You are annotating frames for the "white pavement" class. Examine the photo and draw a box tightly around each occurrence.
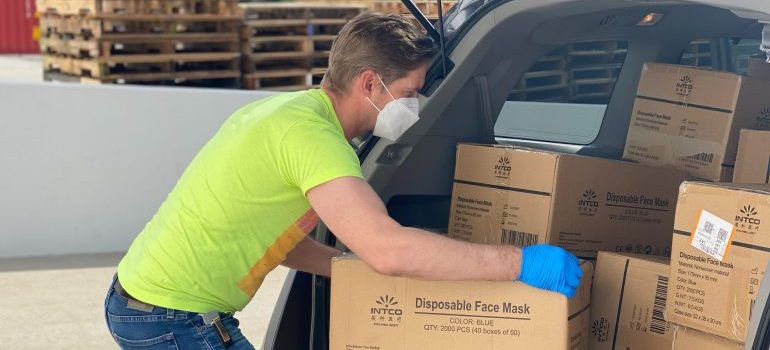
[0,54,43,82]
[0,254,290,349]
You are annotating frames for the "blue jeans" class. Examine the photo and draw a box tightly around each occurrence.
[104,276,255,349]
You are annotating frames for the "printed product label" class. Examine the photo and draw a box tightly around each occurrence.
[691,210,735,261]
[448,183,548,247]
[559,187,673,256]
[670,246,736,332]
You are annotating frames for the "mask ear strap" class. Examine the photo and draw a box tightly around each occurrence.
[366,97,382,112]
[376,74,397,101]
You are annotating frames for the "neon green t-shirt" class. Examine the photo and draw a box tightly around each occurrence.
[117,89,363,313]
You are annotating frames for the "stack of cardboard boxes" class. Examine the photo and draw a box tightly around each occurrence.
[732,57,770,185]
[618,60,770,350]
[665,182,770,349]
[328,59,770,350]
[329,145,686,350]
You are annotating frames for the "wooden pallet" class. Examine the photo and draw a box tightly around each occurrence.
[45,52,239,78]
[41,14,240,39]
[43,55,77,73]
[240,17,353,37]
[238,4,364,90]
[242,35,313,57]
[570,78,616,100]
[567,41,628,66]
[370,0,455,18]
[239,3,365,21]
[527,55,566,72]
[513,70,567,91]
[243,69,312,90]
[45,70,241,87]
[569,63,622,81]
[242,54,312,74]
[679,39,713,68]
[42,33,239,58]
[239,19,348,75]
[38,0,239,16]
[40,16,102,38]
[311,67,326,86]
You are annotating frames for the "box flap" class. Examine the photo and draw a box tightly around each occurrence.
[454,143,558,195]
[636,63,741,111]
[680,181,770,196]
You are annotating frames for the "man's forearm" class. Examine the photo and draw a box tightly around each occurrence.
[373,226,522,281]
[282,236,341,277]
[305,177,521,282]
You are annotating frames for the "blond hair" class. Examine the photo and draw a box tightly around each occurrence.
[323,12,436,93]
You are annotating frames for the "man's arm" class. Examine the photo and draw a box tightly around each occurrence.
[307,176,521,281]
[281,235,341,277]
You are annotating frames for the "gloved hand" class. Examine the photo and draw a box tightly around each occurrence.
[518,244,583,298]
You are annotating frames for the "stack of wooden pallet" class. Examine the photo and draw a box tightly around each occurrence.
[239,3,365,91]
[38,0,242,87]
[508,53,569,102]
[566,40,627,102]
[509,40,628,103]
[679,38,759,74]
[369,0,455,21]
[295,0,456,22]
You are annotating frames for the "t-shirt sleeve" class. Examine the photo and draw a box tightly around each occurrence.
[278,119,364,195]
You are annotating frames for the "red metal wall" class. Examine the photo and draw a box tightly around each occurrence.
[0,0,39,53]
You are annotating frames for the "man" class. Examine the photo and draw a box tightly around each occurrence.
[104,13,582,349]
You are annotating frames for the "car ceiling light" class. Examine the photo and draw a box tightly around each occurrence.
[637,12,664,26]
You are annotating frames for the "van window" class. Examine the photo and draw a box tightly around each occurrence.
[494,41,628,145]
[678,38,763,74]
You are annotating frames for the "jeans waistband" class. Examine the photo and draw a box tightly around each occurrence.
[112,275,233,318]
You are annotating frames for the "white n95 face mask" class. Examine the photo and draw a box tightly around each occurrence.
[366,74,420,141]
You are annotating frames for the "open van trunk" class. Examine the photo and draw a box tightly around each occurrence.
[263,1,769,349]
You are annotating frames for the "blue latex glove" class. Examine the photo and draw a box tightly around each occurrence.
[518,244,583,298]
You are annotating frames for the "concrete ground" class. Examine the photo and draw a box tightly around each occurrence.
[0,54,43,82]
[0,55,290,349]
[0,254,290,349]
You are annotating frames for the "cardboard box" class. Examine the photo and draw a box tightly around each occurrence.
[748,56,770,81]
[734,129,770,184]
[447,144,686,258]
[623,63,770,181]
[329,255,594,350]
[671,325,742,350]
[667,182,770,343]
[589,252,673,350]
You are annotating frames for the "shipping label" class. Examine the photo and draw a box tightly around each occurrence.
[691,210,734,261]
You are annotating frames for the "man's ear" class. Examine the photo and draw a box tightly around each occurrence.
[359,69,377,97]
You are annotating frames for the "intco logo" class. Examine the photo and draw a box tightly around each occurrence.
[578,189,599,216]
[370,295,403,325]
[757,108,770,128]
[675,75,693,97]
[735,205,761,233]
[494,155,512,178]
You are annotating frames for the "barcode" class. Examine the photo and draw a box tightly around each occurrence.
[717,228,728,242]
[651,275,669,335]
[704,221,714,234]
[688,152,715,163]
[500,229,539,247]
